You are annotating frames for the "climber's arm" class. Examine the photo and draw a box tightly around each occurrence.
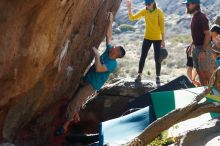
[92,47,108,72]
[106,12,113,45]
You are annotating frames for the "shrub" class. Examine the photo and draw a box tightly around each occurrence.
[148,130,175,146]
[169,35,192,44]
[119,24,136,32]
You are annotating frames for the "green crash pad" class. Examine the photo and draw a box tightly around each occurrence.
[151,87,211,119]
[206,87,220,118]
[206,87,220,102]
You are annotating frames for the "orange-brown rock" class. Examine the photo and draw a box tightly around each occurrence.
[0,0,121,145]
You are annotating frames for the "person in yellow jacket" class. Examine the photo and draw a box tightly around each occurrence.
[126,0,165,85]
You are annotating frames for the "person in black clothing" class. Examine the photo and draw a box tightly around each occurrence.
[126,0,166,85]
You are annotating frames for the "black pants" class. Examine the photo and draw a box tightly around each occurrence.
[138,39,161,76]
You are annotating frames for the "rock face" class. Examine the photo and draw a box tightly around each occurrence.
[178,118,220,146]
[0,0,121,145]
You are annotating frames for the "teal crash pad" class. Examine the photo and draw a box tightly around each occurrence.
[99,106,154,146]
[151,87,209,119]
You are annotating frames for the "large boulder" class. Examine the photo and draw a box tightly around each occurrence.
[178,118,220,146]
[78,79,155,133]
[0,0,121,145]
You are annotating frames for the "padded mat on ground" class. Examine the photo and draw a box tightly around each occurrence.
[206,87,220,118]
[127,75,195,110]
[99,106,154,146]
[206,87,220,102]
[151,87,211,119]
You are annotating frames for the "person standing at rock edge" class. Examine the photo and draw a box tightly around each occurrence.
[54,12,126,136]
[183,0,213,86]
[126,0,165,85]
[211,15,220,52]
[210,15,220,70]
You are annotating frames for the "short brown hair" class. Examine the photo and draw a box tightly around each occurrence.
[193,3,201,11]
[153,2,157,9]
[119,46,126,58]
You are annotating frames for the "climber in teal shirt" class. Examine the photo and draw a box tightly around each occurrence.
[54,12,126,136]
[84,44,117,90]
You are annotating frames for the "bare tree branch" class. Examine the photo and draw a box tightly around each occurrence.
[183,101,220,120]
[125,89,220,145]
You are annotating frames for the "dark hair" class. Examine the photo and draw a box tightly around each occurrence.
[153,2,157,9]
[193,3,200,11]
[119,46,126,58]
[146,2,157,10]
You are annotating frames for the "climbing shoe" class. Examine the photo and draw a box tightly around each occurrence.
[54,127,65,136]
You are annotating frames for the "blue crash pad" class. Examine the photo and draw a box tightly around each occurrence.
[99,106,154,146]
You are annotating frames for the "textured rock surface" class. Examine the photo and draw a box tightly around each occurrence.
[178,118,220,146]
[0,0,121,145]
